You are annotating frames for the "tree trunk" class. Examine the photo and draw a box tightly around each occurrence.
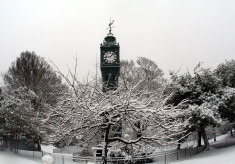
[36,139,41,151]
[137,131,142,138]
[197,131,202,147]
[135,121,142,138]
[9,134,15,151]
[102,125,110,164]
[3,136,8,150]
[201,125,210,150]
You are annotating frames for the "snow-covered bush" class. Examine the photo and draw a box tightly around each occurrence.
[42,155,54,164]
[79,148,94,157]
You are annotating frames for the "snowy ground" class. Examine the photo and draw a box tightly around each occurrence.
[170,133,235,164]
[0,134,235,164]
[0,145,235,164]
[0,151,41,164]
[171,145,235,164]
[211,133,231,141]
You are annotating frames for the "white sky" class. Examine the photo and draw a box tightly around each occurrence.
[0,0,235,83]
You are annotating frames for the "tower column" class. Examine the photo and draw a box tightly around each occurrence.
[100,21,120,92]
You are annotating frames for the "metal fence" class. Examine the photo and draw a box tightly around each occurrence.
[12,137,235,164]
[13,146,204,164]
[14,149,51,159]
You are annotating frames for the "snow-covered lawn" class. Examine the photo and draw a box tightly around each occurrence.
[171,145,235,164]
[1,145,235,164]
[212,133,231,141]
[1,133,235,164]
[0,151,41,164]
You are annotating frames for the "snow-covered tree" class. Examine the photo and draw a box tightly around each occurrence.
[218,87,235,123]
[47,59,188,164]
[187,93,222,148]
[0,87,42,150]
[168,64,222,149]
[120,57,166,91]
[215,60,235,124]
[215,59,235,88]
[120,60,136,90]
[0,87,4,142]
[3,51,67,106]
[136,57,165,90]
[1,51,68,150]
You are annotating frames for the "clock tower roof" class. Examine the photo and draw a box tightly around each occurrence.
[104,34,116,43]
[101,20,119,47]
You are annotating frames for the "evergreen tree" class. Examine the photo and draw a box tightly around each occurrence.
[0,87,42,150]
[169,64,222,149]
[2,51,68,150]
[215,60,235,123]
[215,59,235,87]
[3,51,67,106]
[217,87,235,123]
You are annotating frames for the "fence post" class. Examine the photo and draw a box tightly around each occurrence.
[185,147,186,157]
[62,156,64,164]
[177,150,178,160]
[165,154,167,164]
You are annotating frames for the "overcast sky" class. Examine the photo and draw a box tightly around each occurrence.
[0,0,235,84]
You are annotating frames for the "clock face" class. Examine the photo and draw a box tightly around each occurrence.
[103,51,117,64]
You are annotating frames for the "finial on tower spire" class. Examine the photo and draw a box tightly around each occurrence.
[107,19,115,34]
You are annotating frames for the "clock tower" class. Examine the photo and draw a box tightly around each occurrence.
[100,21,120,92]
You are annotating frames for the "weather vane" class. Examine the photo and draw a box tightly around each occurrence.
[107,19,115,34]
